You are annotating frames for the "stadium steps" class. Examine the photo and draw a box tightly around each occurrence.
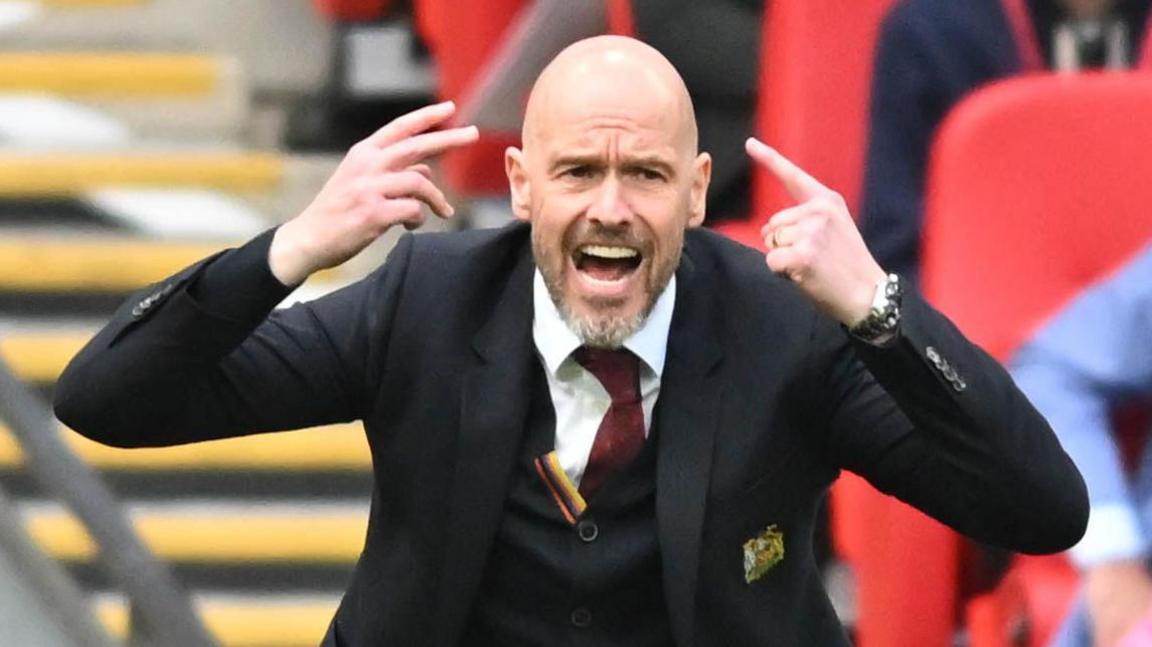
[0,3,387,644]
[93,591,342,647]
[0,52,248,142]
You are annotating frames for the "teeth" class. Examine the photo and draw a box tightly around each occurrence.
[581,245,638,259]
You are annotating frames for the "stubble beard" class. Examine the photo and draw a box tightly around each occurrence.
[535,238,678,350]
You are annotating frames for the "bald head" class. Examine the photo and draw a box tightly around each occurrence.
[522,36,698,155]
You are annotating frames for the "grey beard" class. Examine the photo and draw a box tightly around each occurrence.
[558,303,646,349]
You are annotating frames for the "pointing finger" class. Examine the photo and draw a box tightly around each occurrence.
[745,137,830,203]
[366,101,459,148]
[381,126,480,170]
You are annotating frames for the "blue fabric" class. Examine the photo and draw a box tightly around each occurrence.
[1012,244,1152,646]
[859,0,1021,285]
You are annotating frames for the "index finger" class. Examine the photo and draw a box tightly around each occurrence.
[366,101,459,148]
[380,125,480,169]
[745,137,830,203]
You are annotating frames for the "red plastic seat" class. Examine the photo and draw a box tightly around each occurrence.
[713,0,896,251]
[313,0,393,22]
[606,0,634,36]
[413,0,529,197]
[707,2,904,644]
[922,72,1152,647]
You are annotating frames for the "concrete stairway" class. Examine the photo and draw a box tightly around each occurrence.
[0,1,410,644]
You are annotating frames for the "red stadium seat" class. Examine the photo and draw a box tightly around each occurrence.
[707,2,904,645]
[313,0,393,22]
[606,0,635,37]
[414,0,528,196]
[923,73,1152,647]
[713,0,896,251]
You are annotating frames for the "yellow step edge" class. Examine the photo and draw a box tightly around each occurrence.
[95,597,335,647]
[25,508,367,562]
[0,331,88,382]
[0,53,218,96]
[0,153,283,196]
[0,239,342,292]
[0,422,369,471]
[0,239,230,291]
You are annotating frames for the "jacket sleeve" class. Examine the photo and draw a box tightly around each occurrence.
[813,289,1089,554]
[53,229,414,448]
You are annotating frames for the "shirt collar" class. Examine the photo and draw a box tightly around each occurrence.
[532,269,675,378]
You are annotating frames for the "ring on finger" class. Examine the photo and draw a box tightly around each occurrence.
[771,228,783,248]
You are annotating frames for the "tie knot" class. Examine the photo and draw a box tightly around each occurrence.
[574,347,641,405]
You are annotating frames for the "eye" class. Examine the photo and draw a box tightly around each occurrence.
[562,165,597,179]
[629,167,666,182]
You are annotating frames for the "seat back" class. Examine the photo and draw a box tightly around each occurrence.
[313,0,393,22]
[924,72,1152,360]
[922,72,1152,646]
[752,0,897,218]
[414,0,528,196]
[714,0,894,245]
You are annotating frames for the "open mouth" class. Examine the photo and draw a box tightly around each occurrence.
[573,244,643,282]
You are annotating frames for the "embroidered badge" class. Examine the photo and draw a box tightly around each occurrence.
[743,525,785,583]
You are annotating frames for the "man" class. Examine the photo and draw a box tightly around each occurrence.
[1012,244,1152,647]
[860,0,1151,284]
[55,36,1086,646]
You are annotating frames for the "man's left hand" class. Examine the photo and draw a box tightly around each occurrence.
[745,137,886,328]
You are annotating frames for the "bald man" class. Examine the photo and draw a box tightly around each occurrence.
[56,36,1086,646]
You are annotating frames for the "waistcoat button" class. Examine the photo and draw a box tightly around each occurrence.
[570,607,592,628]
[577,519,599,543]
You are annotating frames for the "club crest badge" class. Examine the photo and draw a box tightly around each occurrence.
[743,524,785,583]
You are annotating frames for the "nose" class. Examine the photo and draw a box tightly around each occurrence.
[586,173,634,227]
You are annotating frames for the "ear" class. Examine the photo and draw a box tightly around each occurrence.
[505,146,532,222]
[687,152,712,227]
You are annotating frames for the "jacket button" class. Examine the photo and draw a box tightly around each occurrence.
[570,607,592,628]
[577,519,599,543]
[926,346,942,366]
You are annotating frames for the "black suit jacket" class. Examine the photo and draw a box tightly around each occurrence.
[55,223,1087,646]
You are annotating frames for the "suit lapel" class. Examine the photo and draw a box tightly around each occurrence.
[656,245,724,647]
[434,246,536,647]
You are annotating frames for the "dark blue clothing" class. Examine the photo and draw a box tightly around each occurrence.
[859,0,1150,283]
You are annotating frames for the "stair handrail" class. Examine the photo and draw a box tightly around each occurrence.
[0,351,217,646]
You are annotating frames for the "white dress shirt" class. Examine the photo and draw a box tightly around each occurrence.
[532,270,676,487]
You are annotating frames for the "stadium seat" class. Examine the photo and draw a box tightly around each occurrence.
[712,0,896,251]
[413,0,528,197]
[922,73,1152,647]
[705,2,905,644]
[606,0,634,36]
[312,0,394,22]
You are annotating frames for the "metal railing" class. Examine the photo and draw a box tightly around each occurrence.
[0,352,216,647]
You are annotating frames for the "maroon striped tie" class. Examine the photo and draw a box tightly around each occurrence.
[574,347,645,498]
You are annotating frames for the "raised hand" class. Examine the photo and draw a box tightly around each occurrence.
[269,101,480,285]
[745,137,887,327]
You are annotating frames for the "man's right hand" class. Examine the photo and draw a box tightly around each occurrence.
[269,101,479,285]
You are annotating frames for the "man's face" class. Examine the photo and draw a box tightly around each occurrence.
[507,48,711,348]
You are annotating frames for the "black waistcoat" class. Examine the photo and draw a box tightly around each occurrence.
[463,362,673,646]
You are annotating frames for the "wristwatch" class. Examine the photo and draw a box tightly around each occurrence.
[848,273,902,343]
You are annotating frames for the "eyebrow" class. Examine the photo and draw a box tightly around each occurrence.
[549,154,678,176]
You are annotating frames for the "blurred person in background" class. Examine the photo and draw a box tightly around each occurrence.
[631,0,763,224]
[1012,243,1152,647]
[859,0,1151,285]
